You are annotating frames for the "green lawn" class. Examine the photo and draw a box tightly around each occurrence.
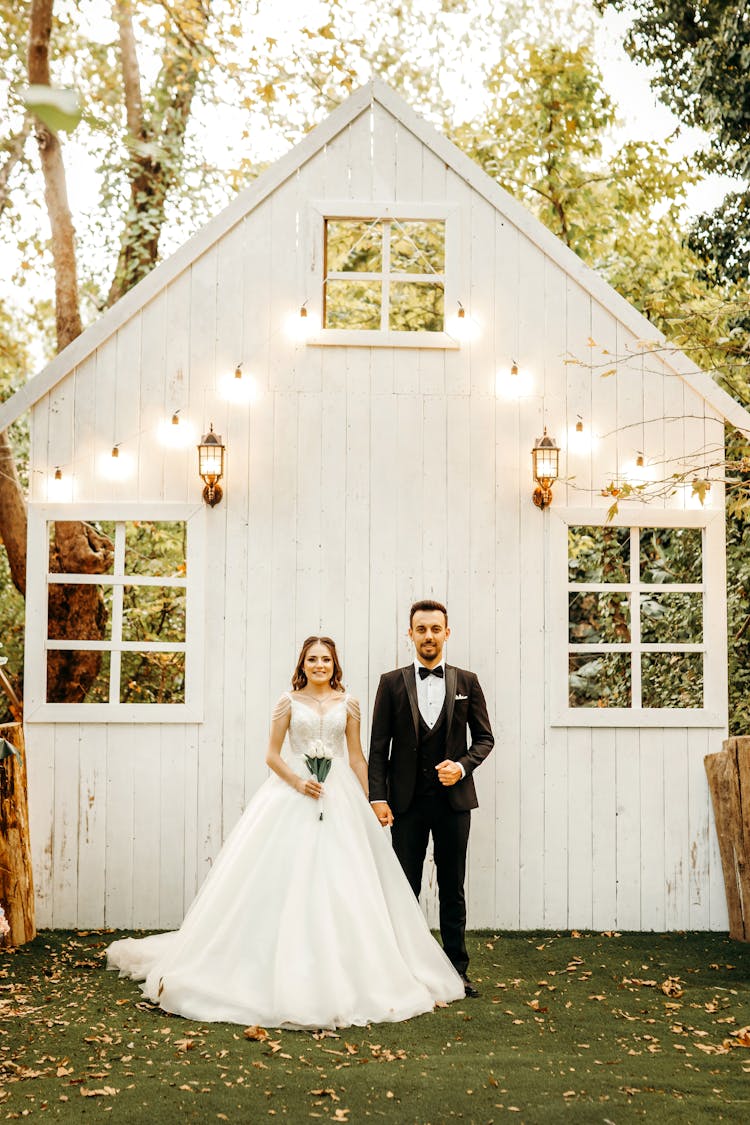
[2,929,749,1123]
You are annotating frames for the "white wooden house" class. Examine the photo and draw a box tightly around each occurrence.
[2,80,749,933]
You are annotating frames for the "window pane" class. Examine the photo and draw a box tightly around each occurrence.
[390,220,445,274]
[125,521,187,578]
[639,527,702,584]
[120,651,185,704]
[389,282,444,331]
[122,586,186,643]
[641,653,703,708]
[48,584,112,641]
[325,219,382,272]
[324,280,381,329]
[48,521,115,574]
[46,650,110,703]
[568,591,630,644]
[569,653,631,707]
[640,592,703,644]
[568,526,630,584]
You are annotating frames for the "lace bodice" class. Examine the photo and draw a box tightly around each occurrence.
[275,692,357,759]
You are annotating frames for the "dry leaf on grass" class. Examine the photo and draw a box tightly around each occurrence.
[661,977,684,998]
[243,1025,270,1041]
[80,1086,118,1097]
[309,1088,340,1101]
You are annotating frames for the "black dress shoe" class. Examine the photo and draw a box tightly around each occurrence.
[461,975,479,998]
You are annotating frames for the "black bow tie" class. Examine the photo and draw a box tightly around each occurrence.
[418,665,444,680]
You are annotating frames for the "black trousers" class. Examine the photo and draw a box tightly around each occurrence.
[391,791,471,975]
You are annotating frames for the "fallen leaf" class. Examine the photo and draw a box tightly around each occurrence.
[244,1025,270,1041]
[80,1086,118,1097]
[309,1089,340,1101]
[661,977,684,998]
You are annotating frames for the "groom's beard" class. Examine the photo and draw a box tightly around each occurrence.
[415,641,441,664]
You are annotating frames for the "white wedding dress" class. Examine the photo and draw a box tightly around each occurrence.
[107,693,464,1029]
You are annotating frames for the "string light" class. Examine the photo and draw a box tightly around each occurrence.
[446,301,478,342]
[157,409,197,449]
[98,443,134,481]
[218,362,258,404]
[47,466,73,501]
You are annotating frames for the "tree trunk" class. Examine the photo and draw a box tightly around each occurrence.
[704,736,750,941]
[0,428,27,596]
[0,724,35,948]
[28,0,83,349]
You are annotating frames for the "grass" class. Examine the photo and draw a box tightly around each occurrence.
[2,929,750,1123]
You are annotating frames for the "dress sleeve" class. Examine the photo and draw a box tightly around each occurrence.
[270,693,291,723]
[345,696,361,722]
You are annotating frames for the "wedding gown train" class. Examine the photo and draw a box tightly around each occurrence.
[106,693,464,1029]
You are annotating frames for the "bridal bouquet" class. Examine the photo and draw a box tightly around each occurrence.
[304,739,333,820]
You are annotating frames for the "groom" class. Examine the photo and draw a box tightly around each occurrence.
[369,600,494,997]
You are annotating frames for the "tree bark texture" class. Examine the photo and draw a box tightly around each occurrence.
[0,428,27,596]
[0,724,35,948]
[28,0,82,350]
[704,736,750,941]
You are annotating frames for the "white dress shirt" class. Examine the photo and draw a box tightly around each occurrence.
[414,658,446,728]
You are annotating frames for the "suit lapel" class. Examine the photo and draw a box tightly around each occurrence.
[401,666,420,738]
[445,665,457,732]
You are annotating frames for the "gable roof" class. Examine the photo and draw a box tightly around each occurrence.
[2,77,749,435]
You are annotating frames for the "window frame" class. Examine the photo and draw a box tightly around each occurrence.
[304,201,461,349]
[549,507,727,728]
[25,503,205,724]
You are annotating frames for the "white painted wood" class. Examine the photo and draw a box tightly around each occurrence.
[76,722,107,926]
[17,80,737,934]
[615,727,641,929]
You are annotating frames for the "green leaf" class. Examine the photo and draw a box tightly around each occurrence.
[22,85,82,133]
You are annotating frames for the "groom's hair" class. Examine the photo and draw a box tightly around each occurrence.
[409,599,448,625]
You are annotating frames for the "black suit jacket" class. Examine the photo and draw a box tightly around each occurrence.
[368,664,494,814]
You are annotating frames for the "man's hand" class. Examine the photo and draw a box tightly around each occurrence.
[371,800,394,827]
[436,760,462,786]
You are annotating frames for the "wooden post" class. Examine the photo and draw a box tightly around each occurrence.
[704,736,750,941]
[0,723,36,947]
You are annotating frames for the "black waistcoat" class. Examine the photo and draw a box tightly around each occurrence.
[414,703,448,798]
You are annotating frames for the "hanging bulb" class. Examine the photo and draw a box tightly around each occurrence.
[47,466,73,501]
[159,410,197,448]
[98,443,134,480]
[636,451,644,468]
[457,301,466,320]
[575,418,583,433]
[510,360,519,377]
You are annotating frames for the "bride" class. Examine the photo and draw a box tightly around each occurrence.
[107,636,464,1029]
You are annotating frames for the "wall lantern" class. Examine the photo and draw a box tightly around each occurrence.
[198,424,225,507]
[531,427,560,509]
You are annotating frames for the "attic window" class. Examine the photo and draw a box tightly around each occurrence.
[324,218,445,332]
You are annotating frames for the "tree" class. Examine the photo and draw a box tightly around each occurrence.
[596,2,750,290]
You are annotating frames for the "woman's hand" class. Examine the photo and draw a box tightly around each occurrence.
[297,776,323,800]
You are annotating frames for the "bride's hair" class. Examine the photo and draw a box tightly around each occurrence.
[292,636,345,692]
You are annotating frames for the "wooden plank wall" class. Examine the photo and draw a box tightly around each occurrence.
[25,101,729,931]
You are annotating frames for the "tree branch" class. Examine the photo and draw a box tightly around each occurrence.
[113,0,143,141]
[0,121,32,219]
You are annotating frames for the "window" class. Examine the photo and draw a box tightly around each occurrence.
[306,202,459,348]
[26,504,204,722]
[324,218,445,331]
[551,511,725,727]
